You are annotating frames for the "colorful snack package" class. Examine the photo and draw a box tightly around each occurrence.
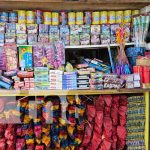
[27,24,38,34]
[6,23,16,33]
[80,33,90,45]
[70,25,82,35]
[70,34,80,46]
[124,23,131,43]
[91,25,100,35]
[17,34,27,45]
[16,23,26,34]
[91,34,100,45]
[110,24,120,44]
[81,25,90,34]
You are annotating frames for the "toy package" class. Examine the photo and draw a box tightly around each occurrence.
[101,24,111,44]
[84,12,92,25]
[60,25,70,46]
[18,45,33,69]
[81,25,90,33]
[70,25,82,35]
[124,23,131,43]
[17,34,27,45]
[91,34,100,45]
[16,24,26,34]
[49,26,59,43]
[91,25,100,35]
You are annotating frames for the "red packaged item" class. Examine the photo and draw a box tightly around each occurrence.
[98,140,112,150]
[81,123,94,147]
[16,138,25,150]
[0,138,6,150]
[35,145,44,150]
[103,95,112,107]
[86,104,96,122]
[17,71,34,78]
[103,117,112,139]
[117,126,126,149]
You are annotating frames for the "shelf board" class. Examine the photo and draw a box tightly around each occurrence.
[0,0,150,10]
[65,43,134,49]
[0,89,148,96]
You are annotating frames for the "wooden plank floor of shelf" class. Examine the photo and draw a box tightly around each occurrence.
[0,0,150,10]
[0,88,149,96]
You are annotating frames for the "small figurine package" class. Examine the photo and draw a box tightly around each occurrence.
[5,33,16,43]
[80,33,90,45]
[6,23,16,33]
[39,24,49,34]
[28,34,37,45]
[70,34,80,46]
[110,24,120,44]
[17,34,27,45]
[0,23,5,33]
[101,24,111,44]
[27,24,38,34]
[38,34,49,43]
[16,24,26,34]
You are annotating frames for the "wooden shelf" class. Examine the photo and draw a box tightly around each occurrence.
[0,0,150,10]
[0,89,149,96]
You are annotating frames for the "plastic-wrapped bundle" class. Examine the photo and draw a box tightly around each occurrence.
[0,46,6,70]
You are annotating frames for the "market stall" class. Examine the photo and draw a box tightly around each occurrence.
[0,0,149,150]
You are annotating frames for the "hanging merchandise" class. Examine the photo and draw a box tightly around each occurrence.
[18,10,26,24]
[92,11,100,25]
[43,12,51,25]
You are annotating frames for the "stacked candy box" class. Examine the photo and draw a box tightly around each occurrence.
[90,72,103,90]
[49,70,63,90]
[62,72,77,90]
[34,67,49,90]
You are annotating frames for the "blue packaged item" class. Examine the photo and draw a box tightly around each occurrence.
[60,25,70,46]
[0,12,8,23]
[0,34,4,44]
[0,80,11,89]
[6,23,16,33]
[126,47,145,57]
[9,12,18,23]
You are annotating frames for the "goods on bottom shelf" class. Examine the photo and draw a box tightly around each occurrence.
[0,94,146,149]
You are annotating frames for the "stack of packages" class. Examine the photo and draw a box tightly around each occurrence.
[120,73,141,89]
[91,25,101,45]
[127,96,145,149]
[49,70,63,90]
[90,72,103,90]
[77,64,90,90]
[34,67,49,90]
[103,74,124,89]
[0,46,6,70]
[62,72,77,90]
[14,71,34,90]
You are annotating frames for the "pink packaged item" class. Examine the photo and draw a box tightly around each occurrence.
[4,44,18,71]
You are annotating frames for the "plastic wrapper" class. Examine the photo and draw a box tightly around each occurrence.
[70,34,80,46]
[16,138,25,150]
[80,33,90,45]
[91,34,100,45]
[39,24,49,34]
[86,104,96,122]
